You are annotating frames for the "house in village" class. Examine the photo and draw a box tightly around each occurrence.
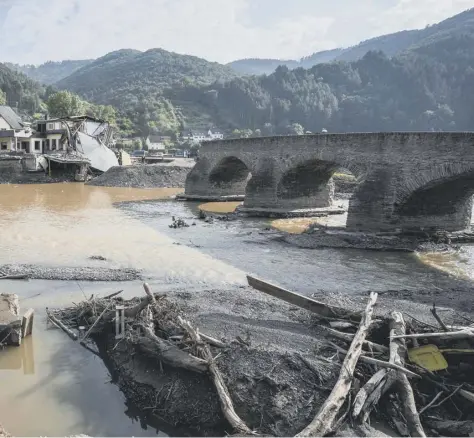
[145,135,167,153]
[0,106,35,153]
[181,129,224,144]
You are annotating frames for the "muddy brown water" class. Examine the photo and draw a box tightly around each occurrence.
[1,183,474,436]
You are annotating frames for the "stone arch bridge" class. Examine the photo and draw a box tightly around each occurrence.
[184,133,474,232]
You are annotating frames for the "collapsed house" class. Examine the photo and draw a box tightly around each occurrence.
[34,115,118,174]
[0,106,119,179]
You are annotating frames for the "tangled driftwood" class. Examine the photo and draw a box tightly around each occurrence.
[46,277,474,437]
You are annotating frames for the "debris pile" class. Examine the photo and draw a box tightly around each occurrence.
[169,216,190,229]
[47,279,474,437]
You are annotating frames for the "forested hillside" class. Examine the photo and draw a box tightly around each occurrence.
[55,48,240,135]
[0,63,45,113]
[167,7,474,135]
[2,8,473,137]
[6,60,93,85]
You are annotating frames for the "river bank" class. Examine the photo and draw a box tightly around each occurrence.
[88,163,192,189]
[0,157,194,187]
[2,183,474,436]
[48,279,474,437]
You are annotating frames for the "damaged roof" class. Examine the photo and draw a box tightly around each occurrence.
[0,106,24,129]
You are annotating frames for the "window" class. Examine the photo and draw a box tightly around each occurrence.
[52,139,57,150]
[34,141,41,151]
[1,142,7,151]
[47,123,55,130]
[21,142,28,150]
[46,139,50,149]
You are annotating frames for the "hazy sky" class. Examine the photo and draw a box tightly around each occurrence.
[0,0,472,64]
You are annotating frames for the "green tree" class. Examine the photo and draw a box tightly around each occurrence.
[230,129,241,139]
[47,91,86,117]
[241,129,253,138]
[89,105,117,124]
[132,139,143,151]
[287,123,305,135]
[0,89,6,105]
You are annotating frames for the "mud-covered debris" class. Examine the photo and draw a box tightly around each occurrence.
[169,216,190,228]
[89,255,107,261]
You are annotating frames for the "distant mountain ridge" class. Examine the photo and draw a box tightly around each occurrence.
[5,60,93,85]
[227,8,474,75]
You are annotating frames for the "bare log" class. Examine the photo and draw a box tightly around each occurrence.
[353,369,388,418]
[390,311,426,437]
[177,316,255,436]
[392,329,474,341]
[0,274,28,280]
[247,275,362,322]
[137,325,208,374]
[321,326,389,353]
[425,419,474,436]
[103,290,123,299]
[329,342,420,379]
[296,292,378,437]
[143,283,156,304]
[200,333,226,348]
[46,308,78,341]
[358,370,396,423]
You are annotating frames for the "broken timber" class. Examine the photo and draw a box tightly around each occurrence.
[247,275,362,322]
[296,292,378,437]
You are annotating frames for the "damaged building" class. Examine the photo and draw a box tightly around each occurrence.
[0,106,119,181]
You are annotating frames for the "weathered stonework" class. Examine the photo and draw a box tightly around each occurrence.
[185,133,474,232]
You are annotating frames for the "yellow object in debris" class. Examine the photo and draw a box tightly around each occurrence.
[408,344,448,371]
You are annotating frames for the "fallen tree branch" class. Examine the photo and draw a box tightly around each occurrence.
[424,419,474,436]
[392,329,474,341]
[329,343,420,379]
[430,304,448,332]
[103,290,124,299]
[177,316,255,435]
[0,274,28,280]
[80,301,113,345]
[137,325,208,374]
[296,292,378,437]
[353,369,389,418]
[418,391,444,415]
[321,326,389,353]
[389,311,426,437]
[46,308,78,341]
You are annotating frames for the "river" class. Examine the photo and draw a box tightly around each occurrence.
[0,183,473,436]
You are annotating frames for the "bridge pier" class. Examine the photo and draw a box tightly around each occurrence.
[242,157,336,214]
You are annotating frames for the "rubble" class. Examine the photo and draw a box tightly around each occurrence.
[47,278,474,437]
[169,216,190,228]
[87,164,190,188]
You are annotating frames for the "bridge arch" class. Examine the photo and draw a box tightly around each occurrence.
[276,159,338,208]
[394,165,474,231]
[208,156,251,190]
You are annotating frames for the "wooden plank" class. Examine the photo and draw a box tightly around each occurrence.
[247,275,361,321]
